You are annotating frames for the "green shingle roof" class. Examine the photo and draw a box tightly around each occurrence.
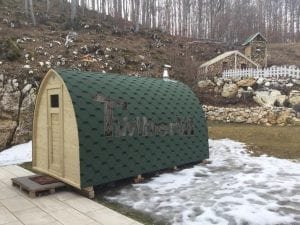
[242,32,267,46]
[57,69,209,188]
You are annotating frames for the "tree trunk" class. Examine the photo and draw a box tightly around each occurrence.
[24,0,29,17]
[28,0,36,26]
[71,0,77,23]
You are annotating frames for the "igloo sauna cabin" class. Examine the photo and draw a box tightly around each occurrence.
[33,69,209,190]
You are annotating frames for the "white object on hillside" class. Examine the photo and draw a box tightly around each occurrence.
[223,66,300,79]
[163,64,171,79]
[0,141,32,166]
[107,139,300,225]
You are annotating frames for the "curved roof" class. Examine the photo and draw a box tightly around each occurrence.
[56,69,208,187]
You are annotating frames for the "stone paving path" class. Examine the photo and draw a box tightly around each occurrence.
[0,165,143,225]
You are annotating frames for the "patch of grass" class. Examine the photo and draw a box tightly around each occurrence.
[208,121,300,159]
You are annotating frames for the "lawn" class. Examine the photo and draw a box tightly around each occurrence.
[208,121,300,159]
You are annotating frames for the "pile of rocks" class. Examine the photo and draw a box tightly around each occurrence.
[203,105,300,126]
[198,77,300,108]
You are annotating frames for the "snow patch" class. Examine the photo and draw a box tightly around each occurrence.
[0,141,32,166]
[106,139,300,225]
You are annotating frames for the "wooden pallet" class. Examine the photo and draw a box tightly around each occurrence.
[11,175,66,198]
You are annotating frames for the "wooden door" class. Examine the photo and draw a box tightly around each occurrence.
[47,88,63,176]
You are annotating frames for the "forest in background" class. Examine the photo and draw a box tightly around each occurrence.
[24,0,300,43]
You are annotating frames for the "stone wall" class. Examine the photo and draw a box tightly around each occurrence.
[200,53,258,78]
[197,76,300,107]
[203,105,300,126]
[0,75,37,151]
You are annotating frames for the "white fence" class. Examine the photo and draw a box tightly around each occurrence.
[222,66,300,79]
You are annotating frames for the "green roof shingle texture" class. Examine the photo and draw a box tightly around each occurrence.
[58,69,209,188]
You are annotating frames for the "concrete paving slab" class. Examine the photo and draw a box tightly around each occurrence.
[64,197,105,213]
[0,186,19,200]
[14,207,57,225]
[28,195,68,212]
[2,221,24,225]
[0,167,14,180]
[1,196,35,212]
[3,165,34,177]
[52,191,81,202]
[0,165,144,225]
[48,208,95,225]
[0,206,18,224]
[43,222,63,225]
[0,180,6,188]
[87,208,141,225]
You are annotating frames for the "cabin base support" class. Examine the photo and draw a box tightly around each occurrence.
[201,159,212,164]
[82,186,95,199]
[133,174,144,183]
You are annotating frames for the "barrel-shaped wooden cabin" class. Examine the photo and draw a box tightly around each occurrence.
[33,69,209,190]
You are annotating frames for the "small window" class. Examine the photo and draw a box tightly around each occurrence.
[222,61,228,70]
[51,95,59,108]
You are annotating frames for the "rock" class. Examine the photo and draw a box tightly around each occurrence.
[276,111,291,124]
[289,90,300,106]
[138,55,145,60]
[256,77,264,85]
[22,84,32,94]
[197,80,215,89]
[235,116,246,123]
[292,79,300,85]
[221,83,238,98]
[253,90,282,107]
[275,95,288,106]
[0,74,3,86]
[265,81,271,87]
[216,79,224,87]
[12,90,36,146]
[38,62,44,67]
[237,78,256,87]
[0,84,21,120]
[23,65,31,69]
[286,83,294,88]
[267,111,278,124]
[237,88,244,98]
[0,120,17,150]
[292,118,300,125]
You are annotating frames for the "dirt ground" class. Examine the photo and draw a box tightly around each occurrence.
[208,120,300,159]
[268,43,300,67]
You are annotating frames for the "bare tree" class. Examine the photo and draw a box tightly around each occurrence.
[28,0,36,26]
[71,0,77,24]
[24,0,29,17]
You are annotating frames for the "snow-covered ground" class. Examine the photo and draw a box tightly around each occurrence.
[0,141,32,166]
[107,139,300,225]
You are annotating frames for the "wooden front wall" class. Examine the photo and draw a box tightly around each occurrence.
[33,70,81,188]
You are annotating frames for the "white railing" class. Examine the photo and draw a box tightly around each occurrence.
[222,66,300,79]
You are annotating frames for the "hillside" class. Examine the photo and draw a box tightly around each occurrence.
[0,0,231,91]
[268,43,300,67]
